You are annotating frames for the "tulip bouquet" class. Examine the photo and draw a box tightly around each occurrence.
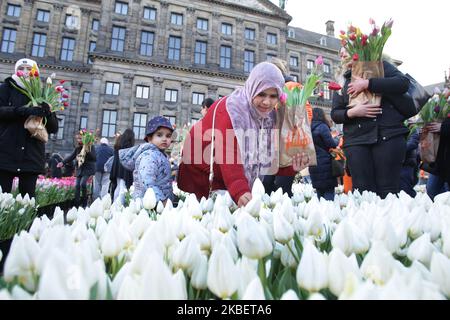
[279,56,323,165]
[339,18,393,62]
[339,19,394,107]
[410,88,450,163]
[12,65,70,112]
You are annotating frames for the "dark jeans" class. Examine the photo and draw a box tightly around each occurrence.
[262,175,295,197]
[345,135,406,199]
[0,170,38,198]
[75,175,90,208]
[316,188,335,201]
[400,166,417,198]
[426,173,449,200]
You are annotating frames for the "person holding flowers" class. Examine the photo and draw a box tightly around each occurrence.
[177,62,310,206]
[331,19,416,199]
[58,131,96,208]
[0,58,58,198]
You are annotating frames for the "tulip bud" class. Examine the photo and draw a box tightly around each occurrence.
[142,188,157,210]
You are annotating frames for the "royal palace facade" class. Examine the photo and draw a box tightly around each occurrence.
[0,0,340,154]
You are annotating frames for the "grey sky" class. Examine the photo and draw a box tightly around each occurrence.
[271,0,449,86]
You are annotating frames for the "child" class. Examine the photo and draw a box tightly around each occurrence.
[120,116,174,203]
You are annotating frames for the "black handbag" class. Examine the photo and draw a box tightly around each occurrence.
[330,148,345,178]
[405,73,431,112]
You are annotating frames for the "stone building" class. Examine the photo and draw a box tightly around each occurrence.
[0,0,340,155]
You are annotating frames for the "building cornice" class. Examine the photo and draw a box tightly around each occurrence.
[287,39,340,55]
[91,53,247,81]
[199,0,292,23]
[0,57,92,73]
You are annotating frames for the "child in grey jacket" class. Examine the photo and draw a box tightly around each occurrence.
[120,116,174,203]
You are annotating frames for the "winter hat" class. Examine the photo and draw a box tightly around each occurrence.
[145,116,174,136]
[14,58,38,73]
[100,137,109,145]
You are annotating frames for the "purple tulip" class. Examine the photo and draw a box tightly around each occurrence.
[434,105,441,113]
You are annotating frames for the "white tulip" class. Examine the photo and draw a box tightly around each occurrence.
[245,195,262,218]
[242,277,265,300]
[100,222,128,258]
[296,240,328,292]
[280,241,298,268]
[0,289,12,300]
[38,250,90,299]
[4,232,41,291]
[117,274,143,299]
[207,244,238,299]
[142,188,157,210]
[156,201,164,214]
[442,224,450,259]
[372,218,401,253]
[328,249,360,297]
[407,233,437,267]
[237,213,272,260]
[430,252,450,297]
[212,205,233,233]
[129,209,152,240]
[66,207,78,224]
[360,241,396,285]
[191,254,208,290]
[236,257,258,298]
[308,292,326,300]
[280,289,299,300]
[28,218,43,241]
[332,219,369,256]
[186,194,203,219]
[252,178,265,197]
[273,208,294,244]
[51,207,65,226]
[269,188,283,206]
[86,198,104,218]
[11,285,33,300]
[171,234,202,272]
[140,251,187,299]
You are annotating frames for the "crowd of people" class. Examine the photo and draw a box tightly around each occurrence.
[1,56,449,209]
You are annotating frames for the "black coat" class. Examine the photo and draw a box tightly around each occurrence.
[63,145,96,177]
[404,129,419,168]
[436,117,450,185]
[331,61,414,147]
[0,77,58,174]
[309,120,338,190]
[110,149,133,188]
[48,154,63,178]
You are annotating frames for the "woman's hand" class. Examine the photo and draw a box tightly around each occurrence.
[237,192,252,207]
[347,76,369,96]
[57,162,64,168]
[347,103,382,118]
[425,122,442,133]
[292,152,310,171]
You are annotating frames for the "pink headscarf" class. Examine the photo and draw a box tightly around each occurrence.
[226,62,284,187]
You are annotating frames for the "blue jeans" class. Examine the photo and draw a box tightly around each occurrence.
[316,188,335,201]
[426,174,449,200]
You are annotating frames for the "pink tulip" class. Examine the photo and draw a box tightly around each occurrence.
[369,18,376,25]
[279,93,287,104]
[16,70,25,77]
[315,56,324,66]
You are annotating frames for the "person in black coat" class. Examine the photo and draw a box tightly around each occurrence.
[309,108,338,200]
[331,49,416,199]
[93,138,114,200]
[110,128,135,201]
[426,116,450,188]
[0,58,58,198]
[400,128,420,197]
[59,134,96,208]
[48,153,63,178]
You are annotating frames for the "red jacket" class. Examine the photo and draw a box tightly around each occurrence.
[177,97,296,203]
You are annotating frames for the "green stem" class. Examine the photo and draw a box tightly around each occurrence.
[286,242,300,264]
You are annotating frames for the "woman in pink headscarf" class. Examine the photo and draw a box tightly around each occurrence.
[177,62,309,206]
